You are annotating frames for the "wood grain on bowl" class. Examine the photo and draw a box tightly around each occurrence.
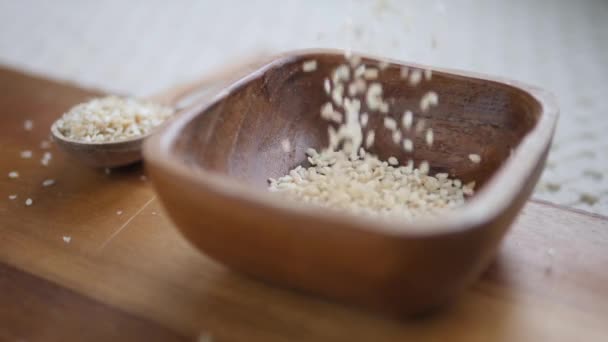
[143,50,558,314]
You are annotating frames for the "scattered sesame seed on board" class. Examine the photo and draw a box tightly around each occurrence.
[360,113,369,127]
[42,179,55,187]
[40,140,51,149]
[384,117,397,130]
[392,130,402,144]
[365,130,375,148]
[24,119,33,131]
[302,60,318,72]
[420,91,439,112]
[25,198,33,206]
[468,154,481,163]
[20,150,33,159]
[281,138,291,152]
[324,78,331,95]
[8,194,17,200]
[63,236,71,243]
[116,210,123,215]
[8,171,19,179]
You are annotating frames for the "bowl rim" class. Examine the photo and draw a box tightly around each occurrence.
[143,48,559,237]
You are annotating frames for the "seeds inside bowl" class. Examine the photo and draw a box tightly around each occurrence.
[268,54,478,221]
[55,96,173,143]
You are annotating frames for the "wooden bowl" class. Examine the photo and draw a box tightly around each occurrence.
[143,49,558,315]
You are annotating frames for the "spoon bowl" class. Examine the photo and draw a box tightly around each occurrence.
[51,54,272,168]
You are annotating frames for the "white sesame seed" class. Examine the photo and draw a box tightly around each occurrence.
[419,161,430,175]
[281,139,291,152]
[40,140,51,149]
[408,69,423,86]
[425,129,434,146]
[402,111,413,130]
[8,194,17,200]
[42,179,55,187]
[8,171,19,179]
[348,54,362,68]
[424,69,432,81]
[468,154,481,163]
[63,236,71,243]
[392,130,402,144]
[302,60,318,72]
[365,130,375,148]
[20,150,33,159]
[25,198,33,206]
[379,101,389,114]
[24,119,33,131]
[420,91,439,112]
[332,83,344,106]
[366,83,383,111]
[354,65,366,78]
[383,117,397,131]
[403,139,414,152]
[333,65,350,84]
[388,156,398,165]
[363,68,379,80]
[324,78,331,95]
[116,210,123,215]
[360,113,369,127]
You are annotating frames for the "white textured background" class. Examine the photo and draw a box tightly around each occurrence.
[1,0,607,214]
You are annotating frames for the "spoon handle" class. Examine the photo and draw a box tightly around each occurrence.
[146,52,272,107]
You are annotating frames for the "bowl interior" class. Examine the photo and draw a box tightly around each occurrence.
[170,53,540,194]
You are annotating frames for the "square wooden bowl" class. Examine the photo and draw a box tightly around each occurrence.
[143,50,558,315]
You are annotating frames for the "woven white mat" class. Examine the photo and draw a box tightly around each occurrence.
[1,0,607,214]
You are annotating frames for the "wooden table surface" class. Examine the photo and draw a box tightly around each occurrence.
[1,67,607,341]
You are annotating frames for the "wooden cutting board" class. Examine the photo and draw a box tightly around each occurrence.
[1,67,607,342]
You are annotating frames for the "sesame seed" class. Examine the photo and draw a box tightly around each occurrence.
[24,119,33,131]
[116,210,123,215]
[63,236,71,243]
[403,139,414,152]
[360,113,369,127]
[8,194,17,200]
[388,156,398,165]
[20,150,33,159]
[468,154,481,163]
[365,130,375,148]
[324,78,331,95]
[392,130,402,144]
[419,161,430,175]
[8,171,19,179]
[302,60,318,72]
[40,140,51,149]
[425,129,434,146]
[25,198,33,206]
[42,179,55,187]
[408,69,423,86]
[384,117,397,130]
[420,91,439,112]
[363,68,379,80]
[402,110,413,130]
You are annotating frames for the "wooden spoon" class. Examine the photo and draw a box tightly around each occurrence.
[51,53,271,168]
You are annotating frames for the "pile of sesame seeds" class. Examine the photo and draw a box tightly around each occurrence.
[55,96,173,143]
[268,54,480,221]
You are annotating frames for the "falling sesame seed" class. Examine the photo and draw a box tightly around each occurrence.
[63,236,71,243]
[424,69,432,81]
[324,78,331,95]
[384,117,397,130]
[408,69,423,86]
[365,130,375,148]
[360,113,369,127]
[302,60,318,72]
[363,68,379,80]
[281,139,291,152]
[388,156,398,165]
[24,119,33,131]
[403,139,414,152]
[8,171,19,179]
[402,111,413,130]
[20,150,33,159]
[392,130,402,144]
[425,129,434,146]
[8,194,17,200]
[468,154,481,163]
[25,198,33,206]
[420,91,439,112]
[42,179,55,187]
